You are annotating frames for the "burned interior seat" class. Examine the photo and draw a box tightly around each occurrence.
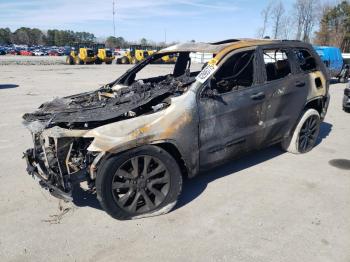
[276,60,291,78]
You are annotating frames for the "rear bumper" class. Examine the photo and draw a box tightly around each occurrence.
[321,94,330,120]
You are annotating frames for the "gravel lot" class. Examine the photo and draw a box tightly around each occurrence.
[0,60,349,262]
[0,55,66,65]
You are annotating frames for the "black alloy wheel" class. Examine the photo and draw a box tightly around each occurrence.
[96,145,182,220]
[298,115,320,153]
[111,155,170,214]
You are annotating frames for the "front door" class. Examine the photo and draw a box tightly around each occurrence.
[198,48,267,169]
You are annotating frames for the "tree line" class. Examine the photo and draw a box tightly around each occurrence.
[0,27,96,46]
[0,27,169,49]
[105,36,173,49]
[258,0,350,52]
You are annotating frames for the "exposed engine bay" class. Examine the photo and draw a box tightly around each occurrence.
[23,70,197,129]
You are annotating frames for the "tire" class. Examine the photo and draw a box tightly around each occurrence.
[96,145,183,220]
[95,58,102,64]
[106,61,112,64]
[75,57,84,65]
[281,109,321,154]
[66,56,74,65]
[340,77,348,83]
[121,57,129,64]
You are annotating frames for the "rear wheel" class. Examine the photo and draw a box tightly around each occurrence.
[95,58,102,64]
[96,145,182,220]
[121,56,129,64]
[281,109,321,154]
[340,77,348,83]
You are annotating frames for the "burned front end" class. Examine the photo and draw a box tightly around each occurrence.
[22,52,199,201]
[24,132,96,201]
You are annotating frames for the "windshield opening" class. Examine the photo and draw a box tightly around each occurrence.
[114,52,213,95]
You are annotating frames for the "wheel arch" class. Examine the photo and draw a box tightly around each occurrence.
[304,96,324,116]
[96,140,190,179]
[304,95,329,120]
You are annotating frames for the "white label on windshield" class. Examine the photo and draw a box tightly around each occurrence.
[196,64,218,83]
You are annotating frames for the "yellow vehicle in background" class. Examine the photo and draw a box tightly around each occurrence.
[160,53,177,64]
[94,44,115,64]
[116,45,155,64]
[66,44,114,65]
[66,44,96,65]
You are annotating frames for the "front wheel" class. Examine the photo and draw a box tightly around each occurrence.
[281,109,321,154]
[75,57,84,65]
[96,145,183,220]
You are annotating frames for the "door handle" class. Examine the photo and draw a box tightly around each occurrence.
[296,81,306,87]
[250,92,265,100]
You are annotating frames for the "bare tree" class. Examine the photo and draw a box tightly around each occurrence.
[280,16,293,40]
[294,0,320,42]
[271,1,285,39]
[258,2,273,38]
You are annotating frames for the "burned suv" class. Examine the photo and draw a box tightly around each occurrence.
[23,39,330,220]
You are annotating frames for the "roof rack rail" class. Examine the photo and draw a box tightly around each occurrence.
[210,39,240,45]
[281,39,302,42]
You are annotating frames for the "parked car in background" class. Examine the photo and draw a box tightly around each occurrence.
[314,45,349,82]
[48,50,59,56]
[19,50,34,56]
[33,50,44,56]
[23,39,330,220]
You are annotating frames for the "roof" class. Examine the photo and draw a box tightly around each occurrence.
[159,39,309,61]
[159,39,276,54]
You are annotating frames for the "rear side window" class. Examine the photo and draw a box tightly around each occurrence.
[263,49,291,81]
[294,49,317,72]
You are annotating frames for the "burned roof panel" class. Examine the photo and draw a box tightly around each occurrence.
[158,39,277,55]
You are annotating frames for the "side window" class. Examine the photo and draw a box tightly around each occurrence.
[213,50,255,94]
[263,49,291,81]
[294,49,317,72]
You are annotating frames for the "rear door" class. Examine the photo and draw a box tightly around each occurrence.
[257,46,308,146]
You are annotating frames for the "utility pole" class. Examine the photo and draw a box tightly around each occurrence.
[113,0,116,37]
[164,28,167,44]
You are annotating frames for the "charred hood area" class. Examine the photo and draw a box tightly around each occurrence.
[23,72,196,129]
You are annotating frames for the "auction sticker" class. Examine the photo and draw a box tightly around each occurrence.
[196,64,218,84]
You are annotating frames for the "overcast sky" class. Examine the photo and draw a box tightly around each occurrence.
[1,0,299,42]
